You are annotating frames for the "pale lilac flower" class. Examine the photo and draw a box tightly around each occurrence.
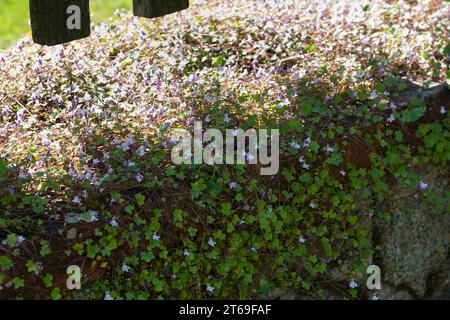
[223,114,231,123]
[121,138,134,152]
[18,172,29,180]
[152,233,160,241]
[440,106,446,114]
[104,293,114,300]
[124,161,136,168]
[369,90,378,99]
[204,93,215,103]
[298,236,306,244]
[135,173,144,183]
[349,279,358,288]
[419,181,428,190]
[105,68,116,78]
[1,106,12,117]
[30,92,41,104]
[110,218,119,228]
[309,202,317,209]
[7,186,15,195]
[387,114,395,123]
[122,264,131,273]
[183,249,190,257]
[206,284,215,293]
[208,238,216,247]
[229,182,237,189]
[298,156,305,163]
[289,141,301,149]
[72,196,81,205]
[303,137,311,148]
[326,145,335,153]
[371,293,380,300]
[17,236,26,245]
[340,170,347,176]
[86,211,98,222]
[136,146,146,157]
[302,163,310,170]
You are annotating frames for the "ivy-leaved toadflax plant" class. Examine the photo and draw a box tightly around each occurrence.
[29,0,91,46]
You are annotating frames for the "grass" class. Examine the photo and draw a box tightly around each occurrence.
[0,0,132,49]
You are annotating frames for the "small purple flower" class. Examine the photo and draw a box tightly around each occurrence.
[369,90,378,100]
[135,173,144,183]
[326,145,335,153]
[104,292,114,300]
[18,172,28,180]
[2,107,12,117]
[387,114,395,123]
[371,293,380,300]
[349,279,358,289]
[289,141,301,149]
[7,186,15,195]
[152,233,160,241]
[110,218,119,228]
[86,211,99,222]
[30,92,41,104]
[208,238,216,247]
[72,196,81,205]
[419,181,428,190]
[136,146,146,157]
[121,138,134,152]
[229,182,237,189]
[303,137,311,148]
[17,236,26,245]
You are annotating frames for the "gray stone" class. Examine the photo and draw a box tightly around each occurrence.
[376,284,414,300]
[378,167,449,297]
[427,260,450,300]
[390,79,448,106]
[66,228,77,240]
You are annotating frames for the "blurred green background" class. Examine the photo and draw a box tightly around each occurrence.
[0,0,132,48]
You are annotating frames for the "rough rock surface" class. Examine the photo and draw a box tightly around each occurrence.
[377,167,449,298]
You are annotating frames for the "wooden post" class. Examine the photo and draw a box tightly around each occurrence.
[29,0,90,46]
[133,0,189,18]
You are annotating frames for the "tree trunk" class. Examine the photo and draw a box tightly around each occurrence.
[133,0,189,18]
[29,0,90,46]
